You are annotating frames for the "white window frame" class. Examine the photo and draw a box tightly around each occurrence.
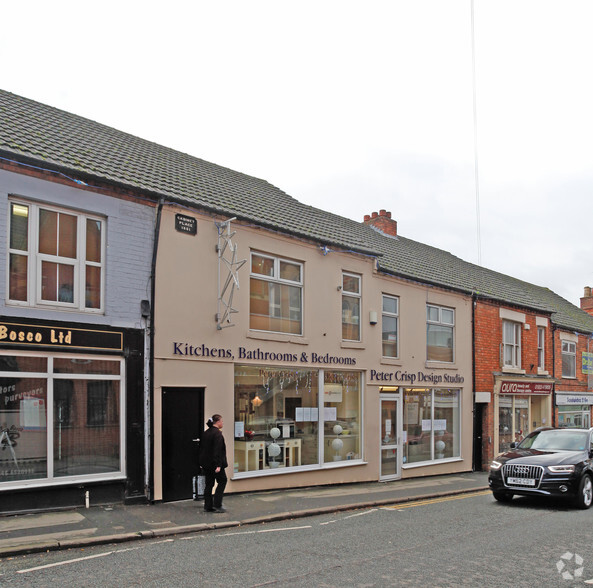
[426,304,455,363]
[249,252,303,335]
[381,294,399,358]
[0,351,125,490]
[502,320,522,369]
[537,327,545,370]
[7,199,106,313]
[342,272,361,342]
[562,340,577,379]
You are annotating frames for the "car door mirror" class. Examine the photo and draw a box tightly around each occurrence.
[510,442,518,449]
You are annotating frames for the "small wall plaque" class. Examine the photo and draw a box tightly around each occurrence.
[175,214,197,235]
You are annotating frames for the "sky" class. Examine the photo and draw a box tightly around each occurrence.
[2,1,592,306]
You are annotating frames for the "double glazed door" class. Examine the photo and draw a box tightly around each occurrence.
[380,394,401,481]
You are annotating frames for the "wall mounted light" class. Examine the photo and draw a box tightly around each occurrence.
[369,310,378,325]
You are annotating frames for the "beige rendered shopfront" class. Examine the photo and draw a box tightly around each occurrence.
[151,206,474,501]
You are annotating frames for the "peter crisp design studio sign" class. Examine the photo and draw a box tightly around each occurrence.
[0,322,123,352]
[370,369,465,385]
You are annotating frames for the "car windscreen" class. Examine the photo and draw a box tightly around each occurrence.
[518,430,588,451]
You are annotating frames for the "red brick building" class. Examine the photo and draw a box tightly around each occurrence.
[475,288,593,470]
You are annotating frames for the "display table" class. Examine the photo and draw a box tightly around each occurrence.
[234,440,265,472]
[282,438,301,467]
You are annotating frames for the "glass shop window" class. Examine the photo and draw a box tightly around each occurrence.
[233,365,363,475]
[402,387,460,465]
[0,353,124,485]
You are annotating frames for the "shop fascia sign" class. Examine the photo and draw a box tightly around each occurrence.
[0,321,123,352]
[499,380,553,395]
[172,342,357,365]
[556,391,593,406]
[370,368,464,385]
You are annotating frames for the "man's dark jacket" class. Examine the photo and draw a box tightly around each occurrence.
[199,426,228,471]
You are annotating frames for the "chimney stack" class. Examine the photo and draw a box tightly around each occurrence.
[363,210,397,236]
[581,286,593,317]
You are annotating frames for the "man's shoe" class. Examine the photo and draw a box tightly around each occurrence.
[213,506,227,513]
[204,507,216,512]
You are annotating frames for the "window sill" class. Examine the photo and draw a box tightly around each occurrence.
[231,459,366,480]
[501,367,526,375]
[246,331,309,345]
[380,357,402,366]
[341,342,365,350]
[537,369,549,376]
[425,361,457,370]
[402,456,463,470]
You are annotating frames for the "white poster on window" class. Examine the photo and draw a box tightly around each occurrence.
[235,421,245,438]
[434,419,447,431]
[405,403,419,425]
[421,419,432,432]
[295,407,304,422]
[21,398,46,428]
[310,408,319,422]
[324,407,337,422]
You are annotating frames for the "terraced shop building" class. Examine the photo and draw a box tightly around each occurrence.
[0,90,591,509]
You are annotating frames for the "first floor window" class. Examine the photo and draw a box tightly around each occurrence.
[249,253,303,335]
[8,200,105,311]
[426,305,454,362]
[0,353,123,484]
[562,341,576,378]
[502,321,521,368]
[233,365,361,474]
[537,327,545,369]
[382,295,399,358]
[342,273,361,341]
[402,388,460,465]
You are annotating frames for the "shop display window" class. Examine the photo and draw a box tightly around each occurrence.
[558,406,591,429]
[233,365,362,475]
[498,395,529,452]
[402,387,460,465]
[0,353,124,485]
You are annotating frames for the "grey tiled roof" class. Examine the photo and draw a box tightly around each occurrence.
[1,89,592,333]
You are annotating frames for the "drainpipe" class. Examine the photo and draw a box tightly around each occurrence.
[551,323,556,427]
[147,197,165,501]
[471,293,479,471]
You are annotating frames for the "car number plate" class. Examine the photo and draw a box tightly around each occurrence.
[508,477,535,486]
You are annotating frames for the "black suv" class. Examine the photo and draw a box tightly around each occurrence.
[488,427,593,509]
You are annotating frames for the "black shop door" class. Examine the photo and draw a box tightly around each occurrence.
[162,387,204,502]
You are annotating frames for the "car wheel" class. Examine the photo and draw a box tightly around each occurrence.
[574,475,593,509]
[493,491,513,503]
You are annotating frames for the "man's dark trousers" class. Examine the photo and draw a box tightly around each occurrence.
[204,468,227,510]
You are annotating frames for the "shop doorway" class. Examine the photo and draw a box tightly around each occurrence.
[162,387,204,502]
[380,394,401,481]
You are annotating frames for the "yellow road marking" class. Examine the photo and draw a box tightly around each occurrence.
[384,490,491,510]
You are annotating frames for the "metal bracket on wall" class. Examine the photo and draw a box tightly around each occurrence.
[215,217,246,330]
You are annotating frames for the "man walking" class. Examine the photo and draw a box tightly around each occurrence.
[199,414,228,513]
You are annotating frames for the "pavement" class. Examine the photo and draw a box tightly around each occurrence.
[0,471,489,558]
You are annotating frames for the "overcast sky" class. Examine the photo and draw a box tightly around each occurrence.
[2,1,591,306]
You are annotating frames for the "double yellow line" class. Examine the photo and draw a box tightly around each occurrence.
[384,490,491,510]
